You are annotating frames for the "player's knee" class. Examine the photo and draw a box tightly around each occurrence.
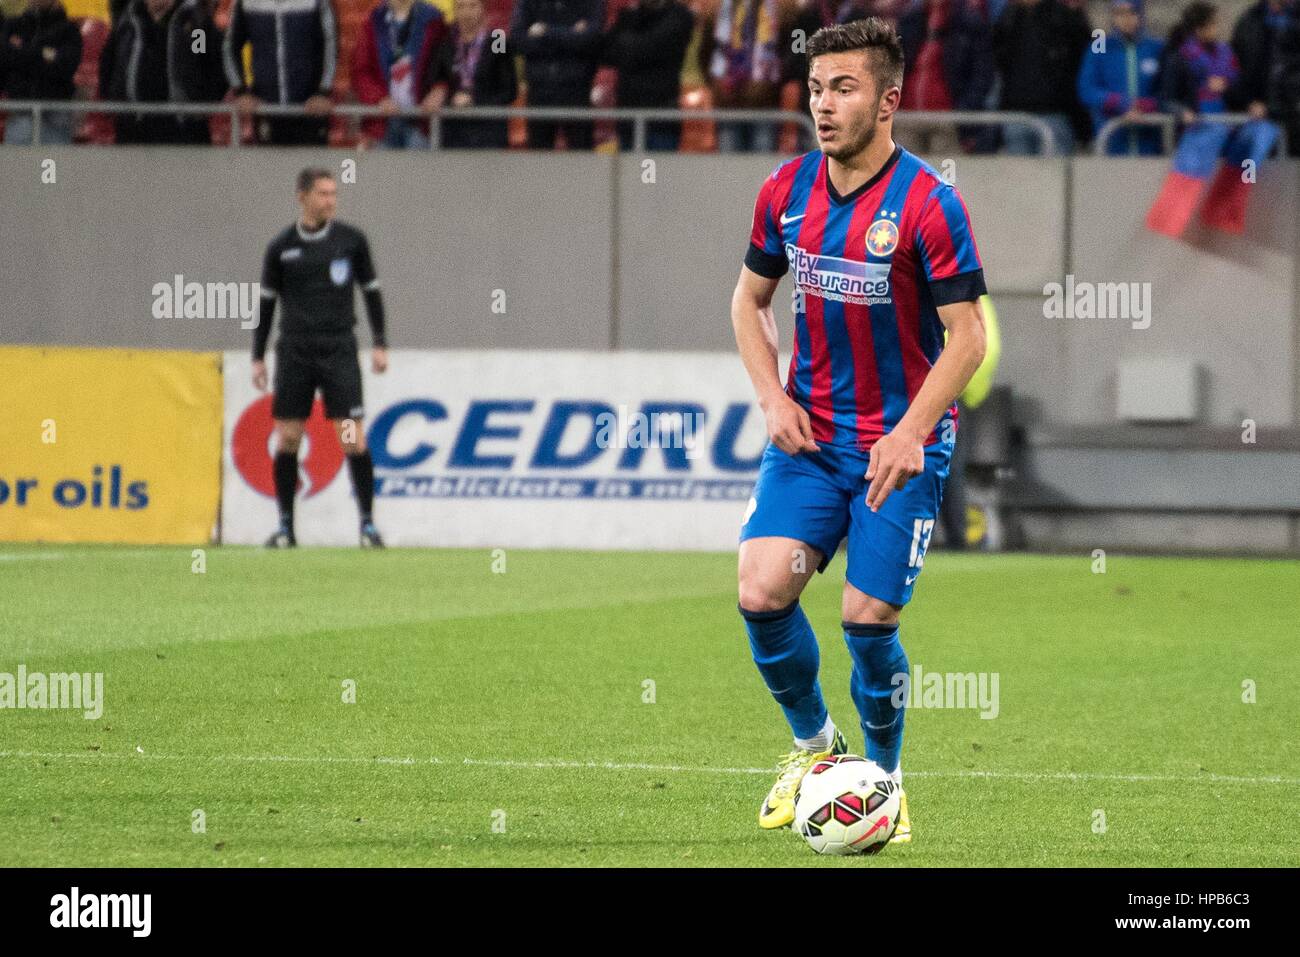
[275,423,304,453]
[842,590,900,626]
[738,574,801,614]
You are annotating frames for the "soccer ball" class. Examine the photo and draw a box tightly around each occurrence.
[793,755,901,855]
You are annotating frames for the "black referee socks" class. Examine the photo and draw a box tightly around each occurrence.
[273,451,298,530]
[274,449,374,527]
[347,450,375,523]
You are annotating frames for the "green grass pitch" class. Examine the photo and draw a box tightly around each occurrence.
[0,544,1296,867]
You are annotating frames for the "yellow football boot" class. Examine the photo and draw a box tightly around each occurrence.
[758,728,848,829]
[889,789,911,844]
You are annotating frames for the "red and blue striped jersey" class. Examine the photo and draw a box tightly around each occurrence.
[744,145,986,451]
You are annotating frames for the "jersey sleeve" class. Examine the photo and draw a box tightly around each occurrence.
[915,185,986,306]
[260,238,283,298]
[742,171,789,279]
[253,239,281,361]
[354,230,387,348]
[354,231,380,292]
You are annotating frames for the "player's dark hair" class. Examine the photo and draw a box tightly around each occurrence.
[296,167,334,194]
[806,17,904,93]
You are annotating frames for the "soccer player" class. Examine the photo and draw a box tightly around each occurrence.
[252,168,389,548]
[732,18,988,842]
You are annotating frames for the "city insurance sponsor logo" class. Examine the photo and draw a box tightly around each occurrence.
[786,243,892,306]
[50,887,151,937]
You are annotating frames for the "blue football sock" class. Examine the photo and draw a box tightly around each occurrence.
[842,621,908,773]
[740,600,827,741]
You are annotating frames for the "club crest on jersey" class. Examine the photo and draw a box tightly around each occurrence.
[866,218,899,258]
[329,258,350,286]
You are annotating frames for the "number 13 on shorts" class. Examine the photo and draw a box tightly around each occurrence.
[908,518,935,571]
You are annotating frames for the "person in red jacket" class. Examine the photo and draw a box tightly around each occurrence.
[352,0,449,148]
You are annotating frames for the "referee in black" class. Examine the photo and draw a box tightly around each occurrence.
[252,167,388,548]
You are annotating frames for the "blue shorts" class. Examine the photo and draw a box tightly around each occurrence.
[739,440,951,606]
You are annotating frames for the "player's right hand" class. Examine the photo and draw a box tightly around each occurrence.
[252,360,268,392]
[765,395,819,456]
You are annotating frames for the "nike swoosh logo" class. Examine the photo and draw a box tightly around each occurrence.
[904,575,917,586]
[780,212,805,226]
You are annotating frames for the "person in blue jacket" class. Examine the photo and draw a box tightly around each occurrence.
[1077,0,1164,154]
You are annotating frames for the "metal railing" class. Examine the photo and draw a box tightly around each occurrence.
[4,100,1071,152]
[893,109,1060,154]
[26,100,1279,158]
[0,99,819,150]
[1093,111,1290,156]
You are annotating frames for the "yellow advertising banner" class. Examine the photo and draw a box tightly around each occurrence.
[0,346,222,544]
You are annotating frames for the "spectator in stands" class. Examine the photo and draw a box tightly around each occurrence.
[0,0,82,145]
[992,0,1091,154]
[1232,0,1300,154]
[430,0,516,149]
[1163,1,1243,124]
[898,0,995,154]
[223,0,338,146]
[709,0,782,152]
[99,0,226,144]
[782,0,831,83]
[602,0,693,151]
[352,0,447,149]
[680,0,710,78]
[777,0,831,152]
[983,0,1009,23]
[509,0,605,149]
[832,0,906,26]
[1076,0,1163,155]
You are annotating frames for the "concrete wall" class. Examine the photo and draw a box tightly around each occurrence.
[0,148,615,352]
[1,147,1296,430]
[1067,158,1299,428]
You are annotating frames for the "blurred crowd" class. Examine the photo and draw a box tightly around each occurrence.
[1,0,1297,153]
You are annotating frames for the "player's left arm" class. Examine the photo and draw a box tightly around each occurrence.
[865,186,988,512]
[866,300,986,510]
[354,231,388,373]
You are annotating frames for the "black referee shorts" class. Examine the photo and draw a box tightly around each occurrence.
[272,334,365,422]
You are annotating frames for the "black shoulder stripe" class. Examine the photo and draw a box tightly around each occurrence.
[745,242,788,279]
[929,269,987,306]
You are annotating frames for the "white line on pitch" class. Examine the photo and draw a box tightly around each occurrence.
[1,749,1297,787]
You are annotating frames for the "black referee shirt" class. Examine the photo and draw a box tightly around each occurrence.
[254,219,386,360]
